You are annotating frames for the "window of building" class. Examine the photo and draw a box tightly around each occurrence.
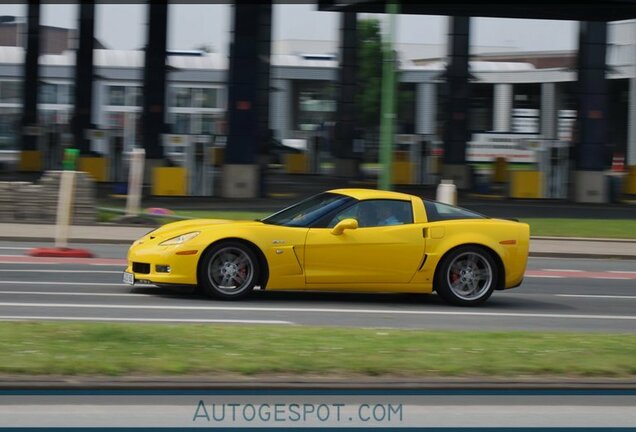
[169,86,221,109]
[174,87,192,107]
[293,81,336,132]
[39,82,58,104]
[512,83,541,133]
[108,86,126,106]
[0,81,22,104]
[173,113,191,134]
[470,84,494,132]
[107,86,141,107]
[58,84,73,105]
[0,108,20,150]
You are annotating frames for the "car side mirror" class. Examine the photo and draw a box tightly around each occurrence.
[331,218,358,235]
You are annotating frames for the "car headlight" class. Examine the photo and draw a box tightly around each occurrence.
[159,231,200,246]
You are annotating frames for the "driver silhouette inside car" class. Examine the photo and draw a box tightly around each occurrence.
[374,203,401,226]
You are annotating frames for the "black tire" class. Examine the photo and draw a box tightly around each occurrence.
[198,241,260,300]
[435,246,498,306]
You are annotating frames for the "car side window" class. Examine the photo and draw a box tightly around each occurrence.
[423,200,486,222]
[327,199,413,228]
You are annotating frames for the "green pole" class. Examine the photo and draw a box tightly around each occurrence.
[379,2,398,191]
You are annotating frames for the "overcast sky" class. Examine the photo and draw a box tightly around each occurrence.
[0,3,580,53]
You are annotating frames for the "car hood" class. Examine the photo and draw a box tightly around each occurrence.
[142,218,263,242]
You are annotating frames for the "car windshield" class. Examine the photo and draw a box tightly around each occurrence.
[260,192,354,227]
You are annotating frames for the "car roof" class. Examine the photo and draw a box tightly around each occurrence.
[327,188,416,201]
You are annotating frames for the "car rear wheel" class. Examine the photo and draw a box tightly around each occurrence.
[436,246,497,306]
[199,241,259,300]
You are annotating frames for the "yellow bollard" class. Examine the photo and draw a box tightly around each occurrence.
[624,166,636,195]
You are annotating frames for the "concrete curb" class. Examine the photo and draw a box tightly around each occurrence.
[530,252,636,260]
[531,236,636,243]
[1,375,635,390]
[28,247,95,258]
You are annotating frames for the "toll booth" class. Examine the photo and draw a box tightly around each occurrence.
[19,125,44,172]
[109,132,126,184]
[20,124,74,172]
[467,133,571,199]
[78,129,111,182]
[391,134,437,185]
[536,140,570,199]
[282,138,309,174]
[155,134,215,196]
[43,125,64,171]
[187,134,214,196]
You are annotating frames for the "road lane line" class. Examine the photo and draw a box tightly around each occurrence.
[0,255,126,266]
[0,247,30,250]
[0,291,146,297]
[0,270,122,274]
[0,281,125,286]
[0,302,633,321]
[0,259,126,270]
[0,316,293,325]
[556,294,636,299]
[542,269,584,272]
[591,276,629,280]
[526,270,636,279]
[525,275,564,278]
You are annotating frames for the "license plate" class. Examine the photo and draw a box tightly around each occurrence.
[123,271,135,285]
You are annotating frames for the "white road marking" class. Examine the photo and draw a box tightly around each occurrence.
[0,291,144,297]
[591,276,629,280]
[0,247,30,250]
[525,275,564,278]
[608,271,636,274]
[542,269,584,272]
[0,316,293,325]
[0,281,124,286]
[0,270,121,274]
[556,294,636,300]
[0,302,633,321]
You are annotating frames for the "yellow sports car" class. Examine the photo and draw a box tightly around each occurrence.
[124,189,529,306]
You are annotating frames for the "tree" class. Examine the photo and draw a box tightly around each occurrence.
[356,18,411,135]
[356,19,383,131]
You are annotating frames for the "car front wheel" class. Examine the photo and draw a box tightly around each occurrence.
[436,246,497,306]
[199,241,259,300]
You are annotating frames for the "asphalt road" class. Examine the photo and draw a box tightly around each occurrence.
[0,241,634,332]
[2,394,635,428]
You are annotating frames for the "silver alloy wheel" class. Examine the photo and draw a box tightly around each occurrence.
[446,251,493,301]
[207,246,254,295]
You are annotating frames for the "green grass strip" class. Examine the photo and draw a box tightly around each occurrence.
[1,323,635,377]
[521,218,636,239]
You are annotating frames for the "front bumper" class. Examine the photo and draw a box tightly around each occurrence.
[125,240,201,286]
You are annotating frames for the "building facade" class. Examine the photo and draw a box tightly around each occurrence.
[0,21,635,168]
